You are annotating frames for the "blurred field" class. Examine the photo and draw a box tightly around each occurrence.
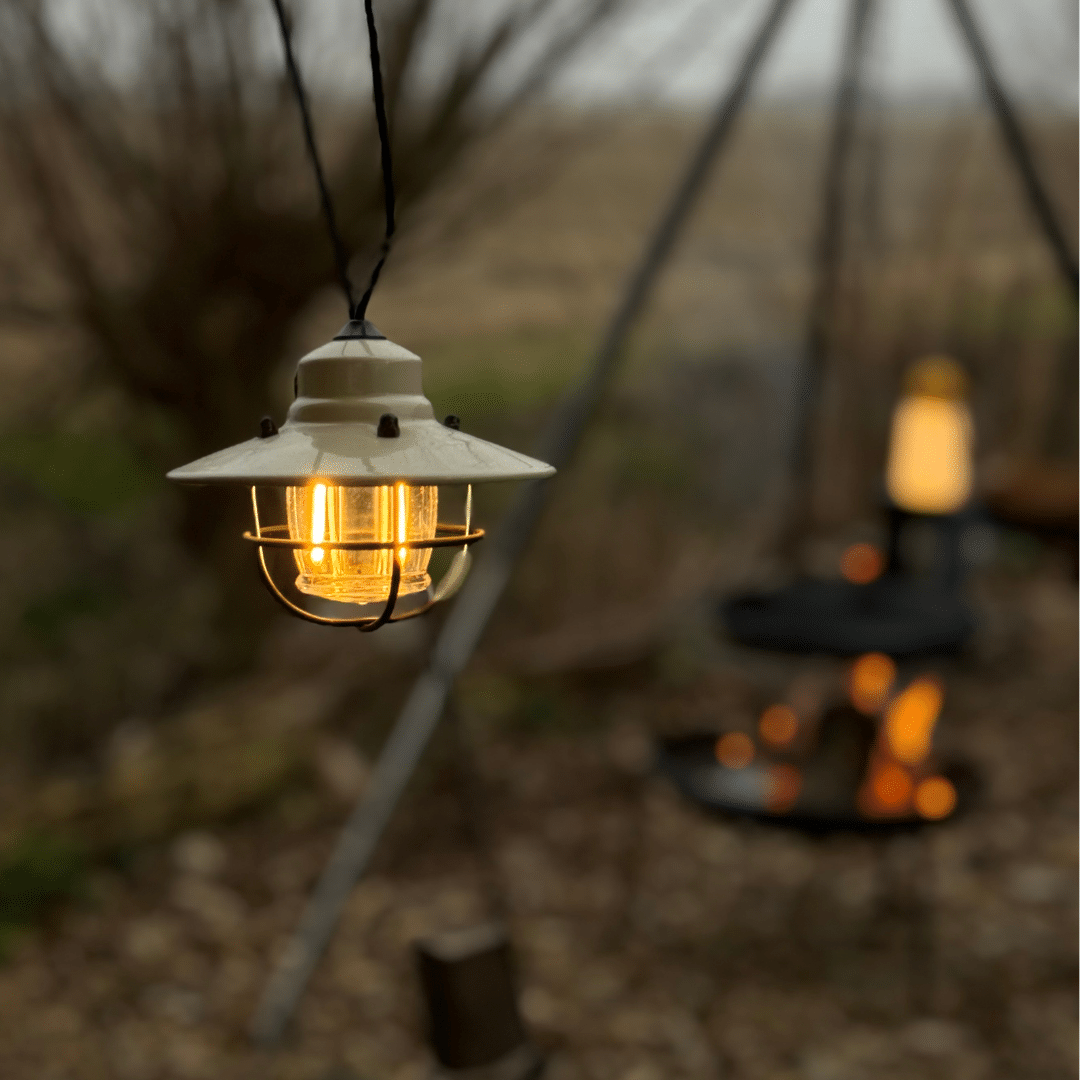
[0,105,1075,1079]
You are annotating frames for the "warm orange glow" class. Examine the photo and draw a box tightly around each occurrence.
[885,359,974,513]
[759,704,799,747]
[884,677,943,764]
[914,776,957,820]
[765,763,801,812]
[849,653,896,714]
[310,482,327,564]
[715,732,755,770]
[841,542,884,584]
[286,482,437,604]
[871,763,914,811]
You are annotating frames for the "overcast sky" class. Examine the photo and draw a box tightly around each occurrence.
[550,0,1077,108]
[48,0,1078,111]
[294,0,1078,111]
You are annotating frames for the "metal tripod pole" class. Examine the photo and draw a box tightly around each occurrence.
[781,0,876,555]
[945,0,1078,298]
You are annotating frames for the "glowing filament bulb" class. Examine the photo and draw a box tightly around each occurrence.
[285,482,438,605]
[311,482,327,564]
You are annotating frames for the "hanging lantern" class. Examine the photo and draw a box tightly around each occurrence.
[168,0,554,632]
[885,356,974,515]
[167,320,554,629]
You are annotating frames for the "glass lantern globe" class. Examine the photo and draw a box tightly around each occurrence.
[167,320,554,629]
[286,481,438,604]
[885,355,974,516]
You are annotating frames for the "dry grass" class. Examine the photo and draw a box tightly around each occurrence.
[0,569,1073,1080]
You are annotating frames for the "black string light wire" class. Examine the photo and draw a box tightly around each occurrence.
[355,0,396,319]
[269,0,397,320]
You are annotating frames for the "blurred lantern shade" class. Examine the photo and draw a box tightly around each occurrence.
[759,704,799,747]
[849,653,896,715]
[167,323,554,626]
[715,732,755,769]
[884,677,943,765]
[885,356,974,515]
[841,542,884,584]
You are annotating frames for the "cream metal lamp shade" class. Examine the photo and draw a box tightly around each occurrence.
[168,320,555,628]
[885,356,974,516]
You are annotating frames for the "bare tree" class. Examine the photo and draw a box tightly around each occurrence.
[0,0,625,497]
[0,0,627,668]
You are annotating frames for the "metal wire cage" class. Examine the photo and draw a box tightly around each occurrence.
[245,484,484,630]
[167,327,553,631]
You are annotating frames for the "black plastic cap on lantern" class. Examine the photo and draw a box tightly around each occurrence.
[166,330,554,630]
[333,318,386,341]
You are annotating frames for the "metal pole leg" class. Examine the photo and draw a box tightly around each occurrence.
[945,0,1078,297]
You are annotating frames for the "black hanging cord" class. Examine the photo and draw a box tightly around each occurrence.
[354,0,396,320]
[270,0,357,315]
[270,0,398,321]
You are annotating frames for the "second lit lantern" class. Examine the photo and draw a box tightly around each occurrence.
[886,355,974,516]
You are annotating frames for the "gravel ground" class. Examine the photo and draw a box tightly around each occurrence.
[0,572,1074,1080]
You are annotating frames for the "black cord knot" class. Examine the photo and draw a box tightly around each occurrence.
[334,319,387,340]
[271,0,395,323]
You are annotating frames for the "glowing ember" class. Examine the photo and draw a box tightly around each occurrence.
[885,677,943,764]
[765,763,802,813]
[849,653,897,714]
[914,775,957,820]
[871,763,914,811]
[759,704,799,747]
[841,542,884,584]
[715,732,755,770]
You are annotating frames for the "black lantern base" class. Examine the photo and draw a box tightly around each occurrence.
[720,573,974,659]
